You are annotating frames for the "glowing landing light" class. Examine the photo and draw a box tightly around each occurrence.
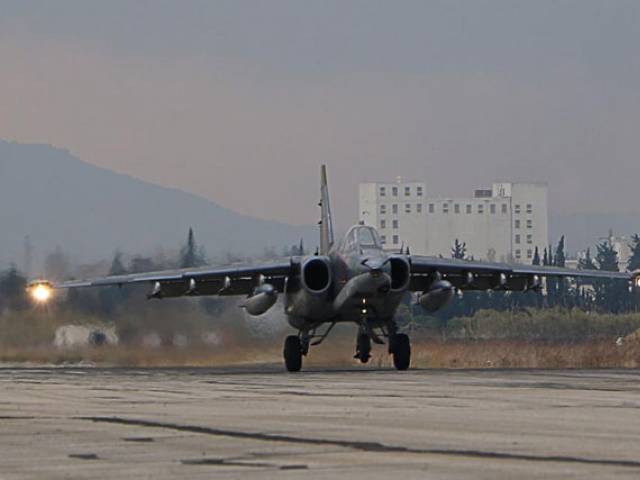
[29,283,53,303]
[635,276,640,289]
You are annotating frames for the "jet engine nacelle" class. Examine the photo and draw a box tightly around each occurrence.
[389,256,411,292]
[301,256,332,295]
[419,280,455,312]
[243,283,278,316]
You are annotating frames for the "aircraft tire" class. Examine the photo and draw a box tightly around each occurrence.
[283,335,303,372]
[392,334,411,371]
[356,333,371,363]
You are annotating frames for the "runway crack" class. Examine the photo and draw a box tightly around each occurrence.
[80,416,640,469]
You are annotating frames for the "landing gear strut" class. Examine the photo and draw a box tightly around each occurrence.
[283,335,303,372]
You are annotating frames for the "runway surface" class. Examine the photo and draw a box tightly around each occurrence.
[1,366,640,479]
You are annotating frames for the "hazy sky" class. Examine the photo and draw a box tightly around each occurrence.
[1,1,639,228]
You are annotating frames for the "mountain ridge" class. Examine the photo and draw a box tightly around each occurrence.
[0,139,317,272]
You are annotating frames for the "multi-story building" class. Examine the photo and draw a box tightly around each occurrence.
[359,180,548,264]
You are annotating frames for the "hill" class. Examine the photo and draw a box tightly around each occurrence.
[0,140,316,272]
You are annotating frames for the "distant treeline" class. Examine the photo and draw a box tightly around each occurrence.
[1,228,639,348]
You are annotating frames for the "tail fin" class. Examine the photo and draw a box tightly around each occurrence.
[319,164,334,255]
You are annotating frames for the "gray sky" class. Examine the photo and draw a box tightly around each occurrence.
[1,0,639,228]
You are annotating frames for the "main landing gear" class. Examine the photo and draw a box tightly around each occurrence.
[282,323,411,372]
[389,333,411,371]
[283,335,303,372]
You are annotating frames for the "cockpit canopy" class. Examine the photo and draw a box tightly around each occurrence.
[339,225,383,253]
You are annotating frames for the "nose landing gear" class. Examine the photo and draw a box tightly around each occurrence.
[354,333,372,363]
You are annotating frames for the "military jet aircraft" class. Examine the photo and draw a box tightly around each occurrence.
[29,166,640,371]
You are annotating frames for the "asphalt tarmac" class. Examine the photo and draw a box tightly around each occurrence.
[1,366,640,479]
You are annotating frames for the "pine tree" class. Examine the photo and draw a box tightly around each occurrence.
[627,234,640,271]
[542,248,549,266]
[451,239,467,260]
[180,227,206,268]
[554,236,566,268]
[554,236,567,306]
[109,251,127,275]
[532,246,540,266]
[594,239,624,313]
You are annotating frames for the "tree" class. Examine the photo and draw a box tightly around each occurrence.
[451,239,467,260]
[532,246,540,266]
[578,248,597,270]
[554,236,566,268]
[576,248,597,311]
[542,248,549,266]
[180,227,206,268]
[109,251,127,275]
[0,265,29,312]
[594,239,625,313]
[628,234,640,272]
[553,236,568,306]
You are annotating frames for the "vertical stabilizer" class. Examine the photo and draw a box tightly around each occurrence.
[319,165,334,254]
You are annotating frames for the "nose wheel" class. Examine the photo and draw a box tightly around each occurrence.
[389,333,411,370]
[283,335,303,372]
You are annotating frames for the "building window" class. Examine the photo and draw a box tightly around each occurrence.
[405,203,411,213]
[478,204,484,214]
[417,203,422,213]
[526,234,532,244]
[443,203,449,213]
[502,203,508,214]
[526,219,533,229]
[392,204,398,214]
[392,219,399,229]
[490,204,496,214]
[454,204,460,214]
[392,235,399,245]
[514,204,521,214]
[417,186,423,196]
[527,249,533,259]
[380,205,387,215]
[515,219,521,229]
[380,219,386,229]
[428,203,435,213]
[526,204,532,214]
[466,204,472,214]
[515,234,521,244]
[515,249,521,259]
[381,235,386,244]
[379,186,386,197]
[404,186,411,196]
[392,186,398,197]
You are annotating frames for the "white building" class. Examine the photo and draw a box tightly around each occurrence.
[359,180,548,264]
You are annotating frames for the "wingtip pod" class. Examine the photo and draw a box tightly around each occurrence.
[26,280,54,303]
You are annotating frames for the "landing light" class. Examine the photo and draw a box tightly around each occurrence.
[635,276,640,289]
[29,283,53,303]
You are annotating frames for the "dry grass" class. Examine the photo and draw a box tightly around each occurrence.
[1,337,639,369]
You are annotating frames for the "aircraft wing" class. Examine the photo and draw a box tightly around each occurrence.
[30,261,296,300]
[408,255,637,292]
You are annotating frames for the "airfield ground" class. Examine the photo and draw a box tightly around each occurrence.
[1,366,639,479]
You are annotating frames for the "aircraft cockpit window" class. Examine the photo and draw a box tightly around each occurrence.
[341,226,382,252]
[357,227,378,248]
